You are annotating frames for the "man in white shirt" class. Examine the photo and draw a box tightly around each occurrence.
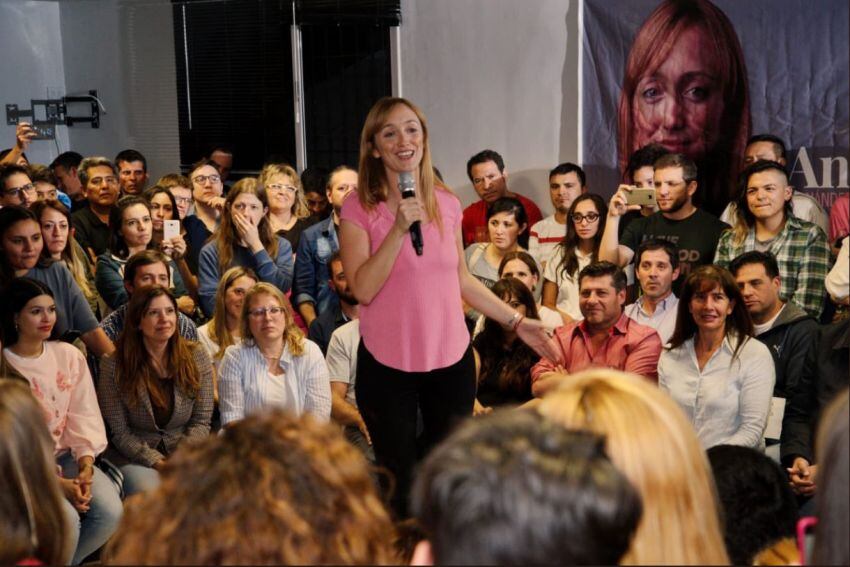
[325,320,373,461]
[528,163,587,268]
[624,239,680,344]
[720,134,828,233]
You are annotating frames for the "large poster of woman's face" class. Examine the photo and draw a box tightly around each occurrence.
[582,0,848,216]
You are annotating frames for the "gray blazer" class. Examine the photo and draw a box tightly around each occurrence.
[97,346,214,467]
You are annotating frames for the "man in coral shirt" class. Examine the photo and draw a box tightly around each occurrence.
[531,262,662,396]
[462,149,543,246]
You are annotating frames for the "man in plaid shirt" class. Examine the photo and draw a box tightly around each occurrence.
[715,160,830,318]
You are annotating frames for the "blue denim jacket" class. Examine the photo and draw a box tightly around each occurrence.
[294,216,339,315]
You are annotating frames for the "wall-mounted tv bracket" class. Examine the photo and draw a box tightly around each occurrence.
[5,89,101,140]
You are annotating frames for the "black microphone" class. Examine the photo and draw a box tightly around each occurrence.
[399,170,424,256]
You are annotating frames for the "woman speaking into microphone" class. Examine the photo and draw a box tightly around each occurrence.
[339,97,556,516]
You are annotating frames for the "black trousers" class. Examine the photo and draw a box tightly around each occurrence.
[355,341,476,518]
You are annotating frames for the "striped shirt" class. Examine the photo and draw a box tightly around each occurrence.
[218,340,331,426]
[714,215,831,318]
[528,215,566,268]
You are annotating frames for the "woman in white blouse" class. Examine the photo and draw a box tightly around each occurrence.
[218,282,331,425]
[658,265,775,449]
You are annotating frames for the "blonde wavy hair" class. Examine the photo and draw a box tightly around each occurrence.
[537,369,729,565]
[240,282,304,357]
[207,266,257,361]
[259,162,309,219]
[104,410,398,564]
[357,97,452,230]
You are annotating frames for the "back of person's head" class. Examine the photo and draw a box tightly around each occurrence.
[104,410,397,565]
[0,278,54,346]
[813,388,850,566]
[114,149,148,171]
[0,380,69,565]
[537,369,729,564]
[49,151,83,171]
[411,409,642,566]
[625,143,670,181]
[467,149,505,181]
[548,162,586,186]
[707,445,798,565]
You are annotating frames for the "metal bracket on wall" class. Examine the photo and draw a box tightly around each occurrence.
[5,89,101,140]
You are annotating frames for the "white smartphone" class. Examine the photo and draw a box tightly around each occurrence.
[164,219,180,240]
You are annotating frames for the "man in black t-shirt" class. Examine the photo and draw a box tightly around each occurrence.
[599,153,729,287]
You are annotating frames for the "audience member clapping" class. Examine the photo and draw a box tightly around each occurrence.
[218,282,330,425]
[104,410,398,565]
[0,278,122,565]
[198,178,293,317]
[659,265,775,448]
[0,380,70,565]
[537,369,729,564]
[97,285,214,497]
[410,409,642,566]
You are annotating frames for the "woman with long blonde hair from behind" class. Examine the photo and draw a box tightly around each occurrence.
[537,369,729,565]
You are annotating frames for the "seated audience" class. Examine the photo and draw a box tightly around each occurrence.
[198,178,293,317]
[601,152,729,283]
[0,380,70,565]
[537,368,729,564]
[294,165,357,327]
[659,265,775,448]
[780,317,849,499]
[542,193,607,321]
[528,162,587,266]
[812,388,849,566]
[209,146,233,186]
[218,283,331,425]
[260,162,313,251]
[114,149,149,196]
[325,318,372,457]
[99,250,198,342]
[624,238,680,344]
[0,163,37,208]
[197,266,258,372]
[98,286,214,497]
[0,278,122,565]
[32,199,100,317]
[308,251,359,355]
[472,278,538,413]
[715,160,830,318]
[29,163,71,208]
[531,262,662,395]
[71,157,121,260]
[465,196,531,289]
[49,151,86,211]
[721,134,829,234]
[104,411,398,565]
[183,159,224,275]
[411,409,641,566]
[144,185,197,297]
[473,250,564,334]
[156,173,194,220]
[95,195,190,312]
[300,165,331,221]
[461,149,543,246]
[707,445,799,565]
[0,206,113,357]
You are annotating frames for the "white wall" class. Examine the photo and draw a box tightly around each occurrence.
[399,0,581,214]
[59,0,180,181]
[0,1,69,165]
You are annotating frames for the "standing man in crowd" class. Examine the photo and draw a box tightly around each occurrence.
[294,165,357,327]
[600,153,729,285]
[624,238,680,344]
[72,157,121,260]
[209,146,234,186]
[462,149,543,246]
[115,149,149,196]
[528,162,587,267]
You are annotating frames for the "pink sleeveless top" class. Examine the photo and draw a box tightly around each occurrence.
[340,189,469,372]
